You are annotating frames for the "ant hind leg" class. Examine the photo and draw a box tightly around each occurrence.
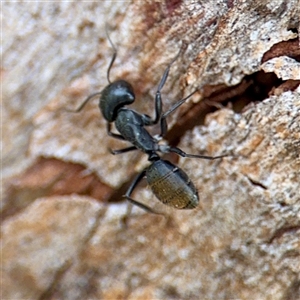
[169,146,229,160]
[122,170,161,226]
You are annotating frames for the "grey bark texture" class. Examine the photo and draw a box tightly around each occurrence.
[2,1,300,299]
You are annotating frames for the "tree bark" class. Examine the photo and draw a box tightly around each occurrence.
[2,1,300,299]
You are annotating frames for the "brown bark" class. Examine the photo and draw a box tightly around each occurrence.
[2,1,300,299]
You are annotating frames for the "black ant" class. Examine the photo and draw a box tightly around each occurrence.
[68,27,227,213]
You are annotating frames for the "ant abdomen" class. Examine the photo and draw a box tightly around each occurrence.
[146,159,199,209]
[100,80,135,122]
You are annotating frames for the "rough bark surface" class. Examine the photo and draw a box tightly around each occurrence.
[2,1,300,299]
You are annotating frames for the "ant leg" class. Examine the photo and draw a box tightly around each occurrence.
[159,89,198,137]
[169,146,229,160]
[109,146,137,155]
[143,50,182,126]
[106,123,125,140]
[163,90,198,119]
[124,170,160,214]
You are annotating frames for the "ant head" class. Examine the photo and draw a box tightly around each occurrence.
[99,79,135,122]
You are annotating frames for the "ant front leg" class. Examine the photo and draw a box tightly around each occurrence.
[106,123,138,155]
[143,50,182,127]
[106,123,125,140]
[159,89,198,137]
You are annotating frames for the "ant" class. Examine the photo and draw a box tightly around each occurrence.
[68,26,227,214]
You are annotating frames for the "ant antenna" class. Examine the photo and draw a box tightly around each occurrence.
[63,91,102,113]
[63,24,117,113]
[105,23,117,84]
